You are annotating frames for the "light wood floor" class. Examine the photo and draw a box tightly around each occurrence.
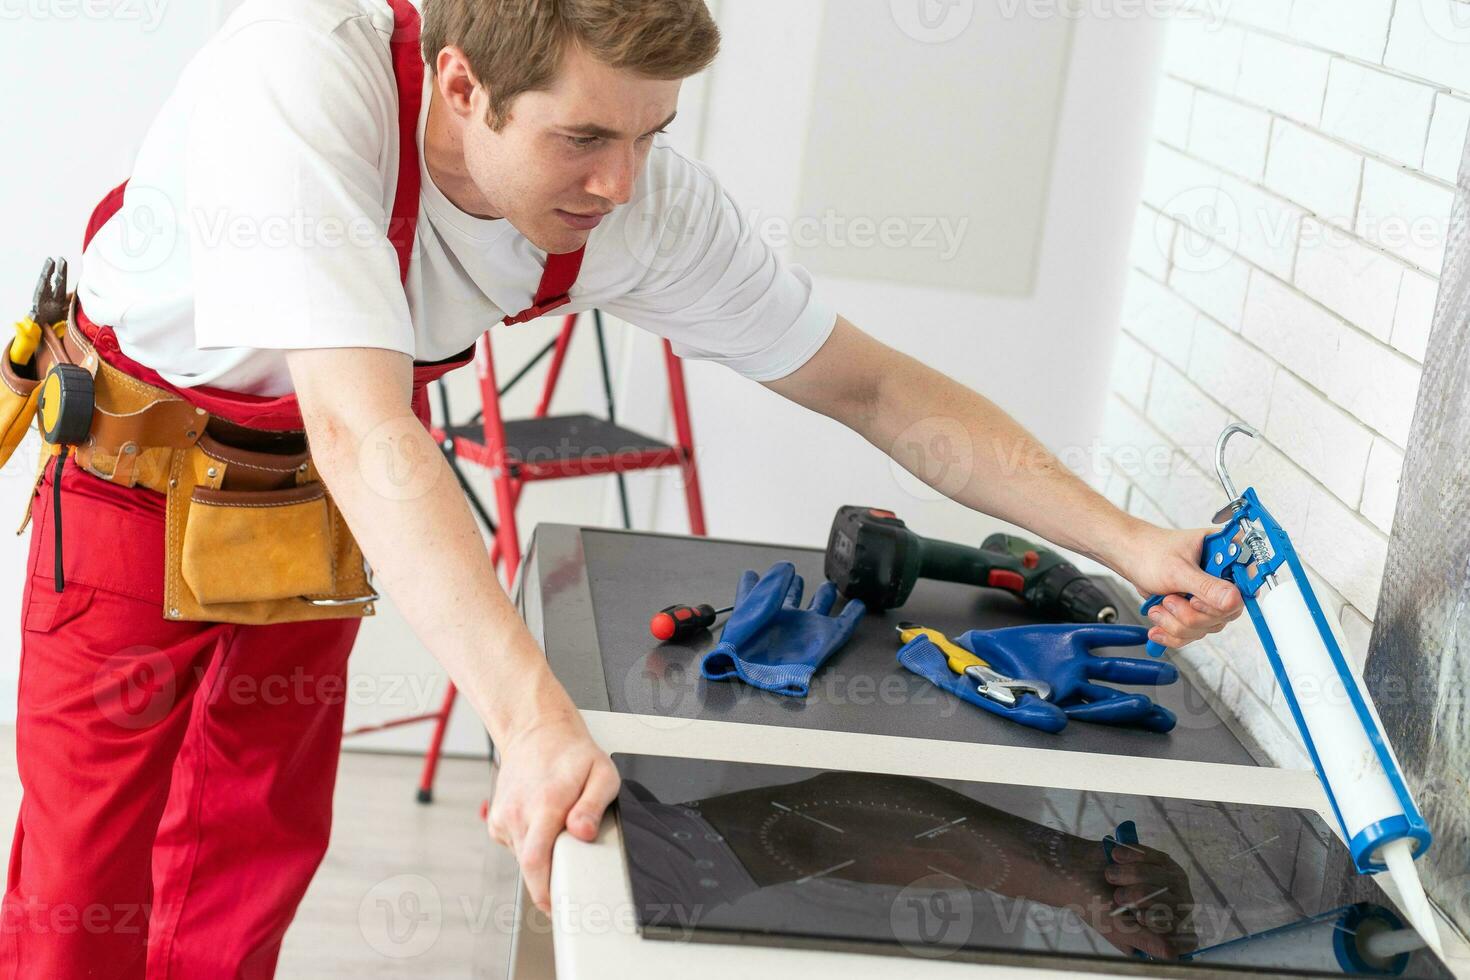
[0,728,529,978]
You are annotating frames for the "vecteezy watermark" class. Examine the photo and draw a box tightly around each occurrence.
[355,874,657,956]
[1157,187,1241,273]
[887,415,976,503]
[888,426,1204,504]
[1155,184,1448,275]
[892,875,977,955]
[357,415,450,503]
[621,652,704,731]
[1347,206,1450,266]
[1149,654,1229,733]
[620,185,970,275]
[153,194,971,282]
[92,645,178,732]
[891,0,1229,39]
[1418,0,1470,44]
[94,195,409,276]
[358,874,442,959]
[890,0,975,42]
[90,658,446,734]
[890,883,1220,960]
[1,897,152,937]
[622,649,963,735]
[762,209,969,262]
[996,0,1229,28]
[190,209,394,253]
[0,0,168,31]
[105,184,179,275]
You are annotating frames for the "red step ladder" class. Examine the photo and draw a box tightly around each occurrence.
[345,309,708,801]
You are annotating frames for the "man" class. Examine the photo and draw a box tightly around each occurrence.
[3,0,1241,975]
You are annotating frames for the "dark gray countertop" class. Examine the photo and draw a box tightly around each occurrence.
[519,523,1256,766]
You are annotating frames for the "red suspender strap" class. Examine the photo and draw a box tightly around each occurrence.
[387,0,585,326]
[386,0,423,281]
[502,247,586,325]
[83,181,128,251]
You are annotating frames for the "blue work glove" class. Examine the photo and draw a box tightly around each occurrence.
[963,624,1179,732]
[899,624,1179,733]
[701,561,865,698]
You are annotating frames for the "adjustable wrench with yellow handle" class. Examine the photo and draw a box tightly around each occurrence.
[896,624,1052,707]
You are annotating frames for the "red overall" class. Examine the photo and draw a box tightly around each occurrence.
[0,1,582,976]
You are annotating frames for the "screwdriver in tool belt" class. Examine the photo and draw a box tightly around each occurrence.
[649,602,734,642]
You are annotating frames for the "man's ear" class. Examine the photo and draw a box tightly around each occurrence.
[434,46,481,118]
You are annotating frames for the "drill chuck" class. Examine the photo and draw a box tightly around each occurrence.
[1052,574,1118,623]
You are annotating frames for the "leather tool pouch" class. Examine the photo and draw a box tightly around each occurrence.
[165,425,378,626]
[32,295,378,625]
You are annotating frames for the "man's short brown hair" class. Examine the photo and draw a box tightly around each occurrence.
[421,0,721,131]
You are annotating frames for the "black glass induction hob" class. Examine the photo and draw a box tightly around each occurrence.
[612,754,1454,978]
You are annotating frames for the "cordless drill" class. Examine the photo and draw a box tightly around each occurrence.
[823,505,1119,622]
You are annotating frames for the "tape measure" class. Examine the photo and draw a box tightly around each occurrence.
[37,363,94,446]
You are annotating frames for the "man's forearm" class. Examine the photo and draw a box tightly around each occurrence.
[768,318,1241,644]
[858,351,1142,570]
[308,410,575,743]
[291,374,621,912]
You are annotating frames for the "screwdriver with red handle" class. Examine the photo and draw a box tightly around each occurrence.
[650,602,734,642]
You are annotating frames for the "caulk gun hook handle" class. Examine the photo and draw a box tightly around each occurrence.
[1214,422,1259,503]
[1141,423,1258,659]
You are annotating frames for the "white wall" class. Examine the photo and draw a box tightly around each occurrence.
[1101,0,1468,764]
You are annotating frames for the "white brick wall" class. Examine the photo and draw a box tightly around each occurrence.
[1103,2,1465,765]
[1321,60,1436,167]
[1356,160,1454,272]
[1290,0,1395,62]
[1385,1,1470,94]
[1392,269,1439,359]
[1263,122,1361,220]
[1188,92,1271,180]
[1293,222,1401,341]
[1425,94,1470,181]
[1235,32,1329,124]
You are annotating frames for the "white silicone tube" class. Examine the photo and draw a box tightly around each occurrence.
[1256,575,1442,956]
[1256,578,1402,839]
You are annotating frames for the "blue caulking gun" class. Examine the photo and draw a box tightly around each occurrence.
[1139,423,1441,956]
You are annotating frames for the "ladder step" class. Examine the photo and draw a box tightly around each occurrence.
[444,414,681,481]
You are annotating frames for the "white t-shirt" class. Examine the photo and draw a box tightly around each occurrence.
[78,0,836,397]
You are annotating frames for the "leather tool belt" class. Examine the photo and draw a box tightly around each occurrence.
[1,295,377,626]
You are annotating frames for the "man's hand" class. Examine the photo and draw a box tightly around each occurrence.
[1094,838,1200,959]
[1112,523,1244,650]
[488,711,621,914]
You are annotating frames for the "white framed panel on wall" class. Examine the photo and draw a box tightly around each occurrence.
[793,0,1074,295]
